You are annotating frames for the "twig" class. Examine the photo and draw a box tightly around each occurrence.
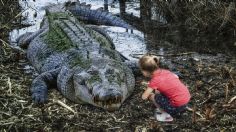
[187,106,204,118]
[0,117,21,126]
[199,94,211,105]
[0,39,25,53]
[0,39,8,46]
[0,122,16,126]
[1,7,33,29]
[56,100,76,114]
[218,2,235,31]
[228,96,236,104]
[106,127,121,130]
[225,83,229,102]
[109,113,127,123]
[7,77,12,95]
[0,0,4,6]
[229,72,236,87]
[208,82,220,90]
[191,105,196,123]
[130,52,196,58]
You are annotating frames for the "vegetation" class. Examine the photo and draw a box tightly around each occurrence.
[0,0,21,62]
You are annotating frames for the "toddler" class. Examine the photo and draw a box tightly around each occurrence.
[139,54,190,122]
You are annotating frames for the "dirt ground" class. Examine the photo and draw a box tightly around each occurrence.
[1,1,236,132]
[1,48,236,131]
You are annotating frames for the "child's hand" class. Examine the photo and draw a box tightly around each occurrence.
[142,87,154,100]
[142,94,148,100]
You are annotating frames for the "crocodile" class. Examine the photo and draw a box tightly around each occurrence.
[17,2,135,111]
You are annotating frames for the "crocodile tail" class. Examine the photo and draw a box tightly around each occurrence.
[66,2,134,29]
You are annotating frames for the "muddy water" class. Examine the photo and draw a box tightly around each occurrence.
[136,1,236,56]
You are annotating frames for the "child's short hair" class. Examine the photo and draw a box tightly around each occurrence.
[139,54,160,73]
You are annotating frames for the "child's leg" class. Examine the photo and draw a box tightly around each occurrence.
[149,93,161,108]
[150,94,173,122]
[155,94,187,117]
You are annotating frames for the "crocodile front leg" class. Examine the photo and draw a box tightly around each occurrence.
[125,60,141,76]
[31,68,60,103]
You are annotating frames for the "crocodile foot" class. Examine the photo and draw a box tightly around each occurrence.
[32,91,48,104]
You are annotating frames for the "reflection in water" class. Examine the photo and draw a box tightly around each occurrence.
[123,0,236,55]
[140,0,236,55]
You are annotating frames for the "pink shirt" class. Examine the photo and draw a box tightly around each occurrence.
[148,69,191,106]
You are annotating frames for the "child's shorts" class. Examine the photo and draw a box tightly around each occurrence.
[155,94,187,117]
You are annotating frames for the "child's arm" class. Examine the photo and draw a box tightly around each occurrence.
[142,87,154,100]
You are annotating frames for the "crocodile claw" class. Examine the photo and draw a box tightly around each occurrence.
[32,92,47,104]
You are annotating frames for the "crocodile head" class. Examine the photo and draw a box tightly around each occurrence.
[73,58,134,111]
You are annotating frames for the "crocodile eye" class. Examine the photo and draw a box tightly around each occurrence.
[106,69,114,75]
[87,70,99,75]
[87,66,99,75]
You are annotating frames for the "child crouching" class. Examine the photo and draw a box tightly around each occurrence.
[139,54,191,122]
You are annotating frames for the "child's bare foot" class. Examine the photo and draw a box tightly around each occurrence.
[154,108,173,122]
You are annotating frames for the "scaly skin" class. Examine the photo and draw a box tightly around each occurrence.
[18,3,135,111]
[66,1,134,29]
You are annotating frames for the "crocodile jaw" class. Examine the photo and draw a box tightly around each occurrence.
[74,80,123,111]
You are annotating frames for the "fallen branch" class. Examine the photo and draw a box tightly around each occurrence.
[130,52,196,58]
[55,100,77,114]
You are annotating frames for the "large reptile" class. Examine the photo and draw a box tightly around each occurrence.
[17,2,135,111]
